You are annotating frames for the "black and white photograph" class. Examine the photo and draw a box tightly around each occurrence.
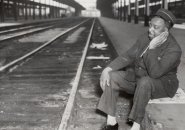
[0,0,184,130]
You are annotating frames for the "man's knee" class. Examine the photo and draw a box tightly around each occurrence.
[137,76,153,91]
[109,71,124,83]
[109,71,124,89]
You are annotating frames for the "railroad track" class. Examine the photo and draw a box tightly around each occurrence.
[0,17,86,42]
[0,17,131,130]
[67,19,132,130]
[0,18,94,130]
[0,17,88,68]
[0,20,60,35]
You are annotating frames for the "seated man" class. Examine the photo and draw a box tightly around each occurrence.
[97,9,182,130]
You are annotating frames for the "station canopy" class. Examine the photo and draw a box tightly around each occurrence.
[54,0,85,10]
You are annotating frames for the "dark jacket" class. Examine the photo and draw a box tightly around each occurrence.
[108,32,182,97]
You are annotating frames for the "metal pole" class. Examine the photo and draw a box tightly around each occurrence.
[117,0,120,20]
[128,0,131,22]
[144,0,150,26]
[49,0,51,18]
[7,0,10,17]
[33,0,35,20]
[124,0,126,21]
[39,0,41,19]
[0,0,5,22]
[25,0,28,20]
[29,0,31,17]
[135,0,139,24]
[52,1,55,18]
[45,0,47,18]
[120,0,123,20]
[14,0,18,21]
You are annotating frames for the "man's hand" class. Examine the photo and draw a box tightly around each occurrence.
[149,31,169,50]
[100,67,112,91]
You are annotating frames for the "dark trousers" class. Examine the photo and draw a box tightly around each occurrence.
[97,71,169,124]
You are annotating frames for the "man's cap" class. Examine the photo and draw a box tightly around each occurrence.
[155,8,176,28]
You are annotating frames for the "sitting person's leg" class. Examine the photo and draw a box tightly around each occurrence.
[128,76,169,130]
[97,71,136,128]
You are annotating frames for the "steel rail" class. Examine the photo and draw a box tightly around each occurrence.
[0,24,57,42]
[58,19,96,130]
[0,26,34,35]
[0,20,63,35]
[0,18,91,72]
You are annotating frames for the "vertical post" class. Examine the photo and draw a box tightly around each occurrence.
[120,0,123,20]
[124,0,126,21]
[117,0,120,20]
[25,0,28,20]
[22,1,24,18]
[29,1,31,17]
[55,5,57,18]
[144,0,150,26]
[55,2,57,18]
[0,0,5,22]
[13,0,18,21]
[17,1,19,18]
[39,0,41,19]
[49,0,51,18]
[128,0,131,22]
[135,0,139,24]
[114,2,116,19]
[51,1,55,18]
[45,0,47,18]
[54,1,55,18]
[33,0,35,20]
[162,0,168,9]
[7,0,10,17]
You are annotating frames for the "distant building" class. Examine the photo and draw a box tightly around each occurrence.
[81,9,101,17]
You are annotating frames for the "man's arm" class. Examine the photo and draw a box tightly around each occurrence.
[99,39,141,90]
[108,39,140,70]
[144,48,181,78]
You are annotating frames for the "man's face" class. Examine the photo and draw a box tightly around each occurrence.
[148,17,167,39]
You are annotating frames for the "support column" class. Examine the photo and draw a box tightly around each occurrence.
[135,0,139,24]
[162,0,168,9]
[21,2,23,18]
[25,0,28,20]
[45,0,47,18]
[144,0,150,26]
[124,0,126,21]
[128,0,131,23]
[114,2,116,18]
[117,0,120,20]
[29,2,31,17]
[33,0,35,20]
[39,0,42,19]
[120,0,123,20]
[49,0,51,18]
[0,0,5,22]
[7,0,10,17]
[13,0,18,21]
[17,1,20,18]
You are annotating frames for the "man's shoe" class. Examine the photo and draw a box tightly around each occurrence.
[101,123,119,130]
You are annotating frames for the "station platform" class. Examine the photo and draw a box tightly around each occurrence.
[98,17,185,130]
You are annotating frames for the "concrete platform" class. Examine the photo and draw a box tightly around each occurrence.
[98,17,185,130]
